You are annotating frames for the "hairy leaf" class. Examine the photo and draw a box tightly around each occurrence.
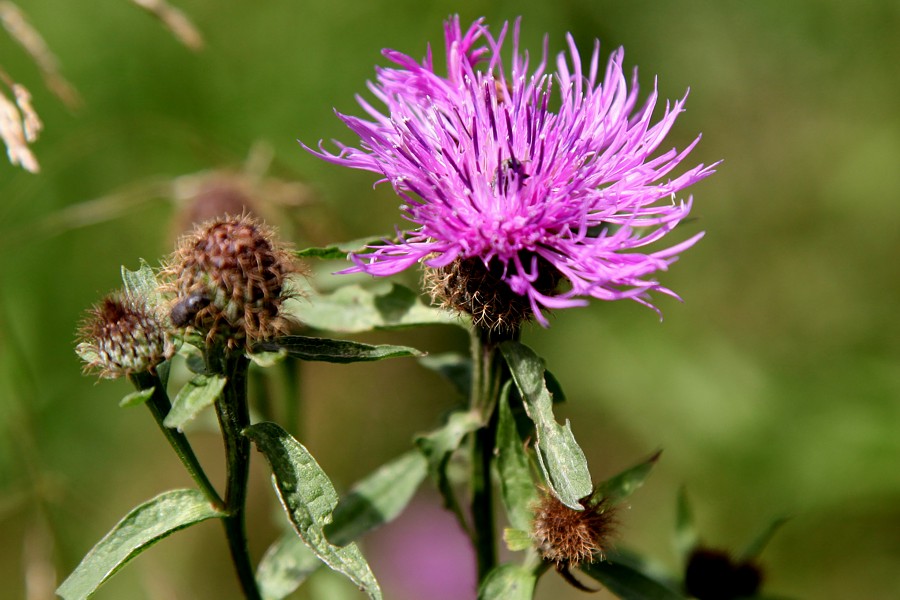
[500,341,592,510]
[592,450,662,505]
[496,381,538,531]
[163,374,226,431]
[255,335,422,363]
[56,489,224,600]
[246,422,381,600]
[294,282,460,333]
[478,563,537,600]
[118,387,155,408]
[580,560,686,600]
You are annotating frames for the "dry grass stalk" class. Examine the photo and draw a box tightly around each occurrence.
[130,0,204,51]
[0,1,81,109]
[0,82,40,173]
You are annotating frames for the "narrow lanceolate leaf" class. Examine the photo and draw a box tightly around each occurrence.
[56,489,224,600]
[118,387,155,408]
[580,560,686,600]
[496,382,538,531]
[674,487,698,566]
[415,410,482,510]
[254,335,422,363]
[478,563,537,600]
[294,236,387,260]
[163,374,226,431]
[120,260,164,308]
[739,515,790,562]
[325,450,427,544]
[257,451,427,600]
[291,282,461,333]
[257,536,318,600]
[499,341,592,510]
[245,422,382,600]
[592,450,662,506]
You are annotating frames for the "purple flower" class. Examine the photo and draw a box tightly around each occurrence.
[308,16,717,327]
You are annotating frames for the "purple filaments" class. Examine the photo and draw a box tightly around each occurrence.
[308,16,717,325]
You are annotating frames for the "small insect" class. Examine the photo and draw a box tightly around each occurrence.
[170,293,210,327]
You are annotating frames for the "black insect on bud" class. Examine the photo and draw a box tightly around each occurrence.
[170,293,211,328]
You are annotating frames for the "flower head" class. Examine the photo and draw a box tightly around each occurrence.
[162,214,298,349]
[532,491,618,568]
[76,292,172,379]
[309,16,716,328]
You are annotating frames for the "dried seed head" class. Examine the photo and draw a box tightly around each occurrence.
[76,292,172,379]
[424,253,561,333]
[163,213,298,349]
[684,548,763,600]
[532,491,618,569]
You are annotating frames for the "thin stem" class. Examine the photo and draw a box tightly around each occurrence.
[209,349,261,600]
[130,372,224,509]
[468,326,518,581]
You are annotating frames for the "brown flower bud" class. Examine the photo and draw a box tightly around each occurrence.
[163,213,299,349]
[76,292,172,379]
[532,491,618,568]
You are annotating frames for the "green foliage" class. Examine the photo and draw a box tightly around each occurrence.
[163,374,226,430]
[120,260,164,308]
[478,563,537,600]
[245,422,382,600]
[254,335,422,363]
[295,282,461,333]
[503,528,533,552]
[739,516,791,562]
[56,489,226,600]
[418,352,472,398]
[496,381,538,531]
[674,487,698,567]
[592,450,662,506]
[499,341,592,510]
[415,409,482,510]
[294,237,388,260]
[117,386,155,408]
[580,561,686,600]
[256,450,427,600]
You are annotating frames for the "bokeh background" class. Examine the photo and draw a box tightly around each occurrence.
[1,0,898,598]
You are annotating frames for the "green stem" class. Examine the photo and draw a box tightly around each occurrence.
[130,372,224,510]
[468,326,517,581]
[209,349,261,600]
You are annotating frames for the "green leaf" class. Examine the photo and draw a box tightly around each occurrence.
[163,374,226,431]
[294,236,386,260]
[418,352,472,398]
[592,450,662,505]
[503,528,533,552]
[496,381,538,531]
[257,451,426,599]
[57,489,224,600]
[245,422,382,600]
[738,515,790,562]
[580,560,686,600]
[674,487,698,567]
[254,335,422,363]
[120,259,163,308]
[325,450,427,544]
[256,535,319,600]
[294,282,460,333]
[118,387,155,408]
[248,347,288,368]
[478,563,537,600]
[499,341,592,510]
[415,410,482,509]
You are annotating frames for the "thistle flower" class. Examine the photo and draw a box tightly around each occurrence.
[76,292,172,379]
[163,214,297,349]
[309,16,717,329]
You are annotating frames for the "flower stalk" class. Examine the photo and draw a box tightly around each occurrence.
[208,346,261,600]
[129,371,224,510]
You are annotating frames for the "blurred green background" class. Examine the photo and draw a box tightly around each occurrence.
[1,0,898,598]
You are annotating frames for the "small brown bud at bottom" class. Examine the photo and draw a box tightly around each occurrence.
[532,491,618,567]
[424,253,560,333]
